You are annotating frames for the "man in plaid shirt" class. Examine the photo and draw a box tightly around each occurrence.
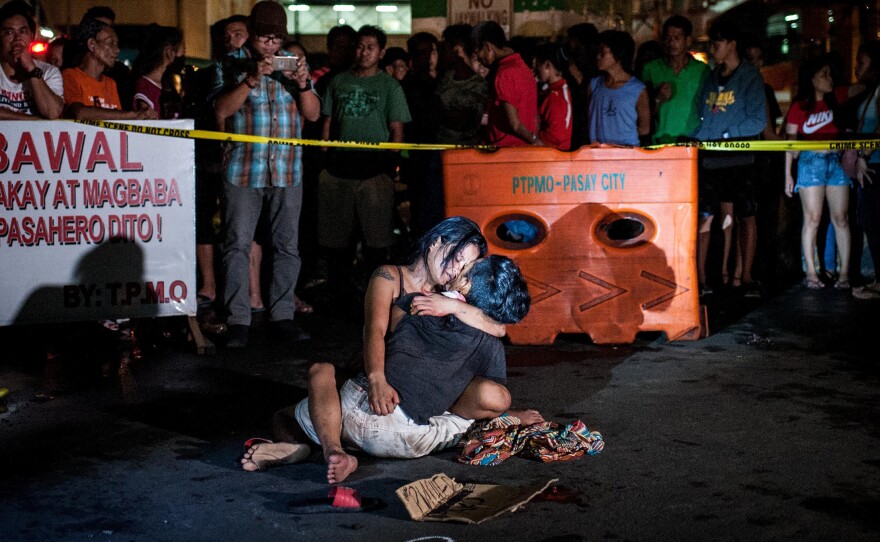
[212,1,320,348]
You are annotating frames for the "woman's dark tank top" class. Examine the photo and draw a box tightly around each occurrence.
[392,266,418,314]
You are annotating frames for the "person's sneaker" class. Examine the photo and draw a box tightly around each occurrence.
[226,325,249,348]
[852,286,880,300]
[271,319,311,342]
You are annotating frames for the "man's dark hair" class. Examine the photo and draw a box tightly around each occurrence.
[442,23,473,55]
[466,255,531,324]
[708,20,740,45]
[858,40,880,83]
[0,0,36,34]
[84,6,115,23]
[326,24,356,50]
[567,22,598,45]
[534,42,565,73]
[662,15,693,37]
[358,25,387,50]
[381,46,408,69]
[409,216,487,277]
[565,22,598,77]
[225,14,249,27]
[471,20,507,50]
[407,31,437,74]
[598,30,635,73]
[75,15,109,44]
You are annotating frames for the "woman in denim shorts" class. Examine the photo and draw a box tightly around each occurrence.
[784,57,852,290]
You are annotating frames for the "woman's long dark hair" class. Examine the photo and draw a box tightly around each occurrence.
[794,56,838,113]
[133,24,183,78]
[408,216,487,280]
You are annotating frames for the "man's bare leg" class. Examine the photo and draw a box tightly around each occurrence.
[308,363,358,484]
[241,439,311,471]
[451,377,544,425]
[241,405,312,471]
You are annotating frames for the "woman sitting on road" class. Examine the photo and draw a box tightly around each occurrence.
[242,216,542,482]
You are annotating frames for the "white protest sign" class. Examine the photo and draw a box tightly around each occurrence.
[0,120,196,326]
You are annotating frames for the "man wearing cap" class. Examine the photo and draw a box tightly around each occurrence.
[0,0,63,119]
[212,0,320,348]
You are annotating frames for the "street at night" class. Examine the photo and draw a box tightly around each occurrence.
[1,286,877,541]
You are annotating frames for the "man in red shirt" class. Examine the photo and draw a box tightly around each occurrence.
[471,21,538,146]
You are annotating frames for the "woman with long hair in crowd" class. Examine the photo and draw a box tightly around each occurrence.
[784,56,851,290]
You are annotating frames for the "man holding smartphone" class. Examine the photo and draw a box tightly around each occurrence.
[212,0,320,348]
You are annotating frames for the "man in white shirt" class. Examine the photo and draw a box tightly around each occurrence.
[0,0,63,119]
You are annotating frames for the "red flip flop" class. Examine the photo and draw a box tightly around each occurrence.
[287,486,384,514]
[243,437,272,453]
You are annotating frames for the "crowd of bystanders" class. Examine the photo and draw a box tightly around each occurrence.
[3,0,879,349]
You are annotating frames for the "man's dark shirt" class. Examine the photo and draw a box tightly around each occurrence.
[383,294,506,424]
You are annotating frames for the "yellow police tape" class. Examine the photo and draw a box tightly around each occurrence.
[72,119,880,153]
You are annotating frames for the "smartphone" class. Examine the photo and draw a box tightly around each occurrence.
[272,55,299,71]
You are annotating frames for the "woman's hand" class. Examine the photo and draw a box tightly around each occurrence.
[784,175,795,198]
[410,293,463,317]
[368,377,400,416]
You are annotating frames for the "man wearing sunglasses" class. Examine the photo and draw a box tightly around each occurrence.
[212,0,320,348]
[0,0,63,119]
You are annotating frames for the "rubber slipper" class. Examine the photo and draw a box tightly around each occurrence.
[833,279,851,289]
[287,487,384,514]
[243,437,273,453]
[803,278,824,290]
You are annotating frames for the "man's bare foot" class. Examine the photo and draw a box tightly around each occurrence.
[241,442,310,472]
[508,409,545,426]
[325,449,358,484]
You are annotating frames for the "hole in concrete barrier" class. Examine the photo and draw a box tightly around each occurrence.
[595,212,655,248]
[486,213,547,250]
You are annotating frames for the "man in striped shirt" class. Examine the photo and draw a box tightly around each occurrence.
[212,1,320,348]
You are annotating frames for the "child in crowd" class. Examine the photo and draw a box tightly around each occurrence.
[588,30,650,146]
[533,42,573,151]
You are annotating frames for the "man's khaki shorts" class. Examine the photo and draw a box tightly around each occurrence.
[317,170,394,249]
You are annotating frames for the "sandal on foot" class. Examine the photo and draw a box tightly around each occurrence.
[834,279,851,289]
[243,437,273,453]
[820,270,838,285]
[803,278,824,290]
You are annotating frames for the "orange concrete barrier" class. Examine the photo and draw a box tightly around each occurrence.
[444,145,703,344]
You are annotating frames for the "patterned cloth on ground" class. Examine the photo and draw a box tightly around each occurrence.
[458,413,604,466]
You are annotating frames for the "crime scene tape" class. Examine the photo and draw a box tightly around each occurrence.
[70,119,492,151]
[71,119,880,153]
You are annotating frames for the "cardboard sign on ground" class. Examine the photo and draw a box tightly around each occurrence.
[396,473,558,524]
